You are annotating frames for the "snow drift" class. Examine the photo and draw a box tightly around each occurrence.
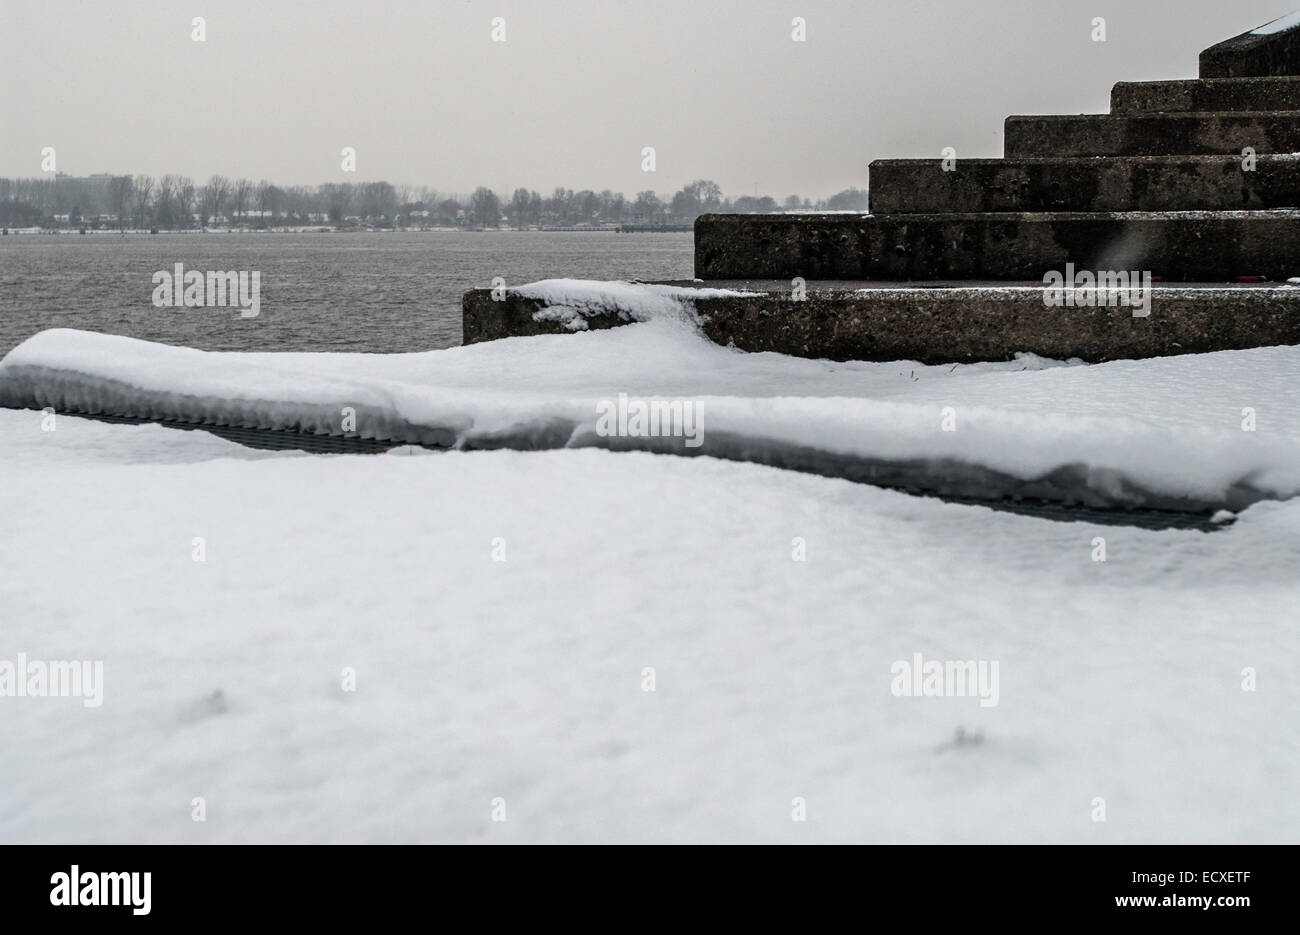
[2,280,1299,512]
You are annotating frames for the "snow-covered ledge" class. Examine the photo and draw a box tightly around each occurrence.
[4,311,1300,514]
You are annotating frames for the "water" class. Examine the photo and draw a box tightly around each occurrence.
[0,231,694,356]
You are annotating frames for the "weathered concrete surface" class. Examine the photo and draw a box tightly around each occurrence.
[1111,77,1300,113]
[868,155,1300,213]
[693,212,1300,281]
[462,281,1300,363]
[1004,112,1300,157]
[461,292,634,345]
[461,18,1300,368]
[1200,14,1300,78]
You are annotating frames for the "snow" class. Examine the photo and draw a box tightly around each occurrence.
[4,275,1300,511]
[1,409,1298,843]
[2,278,1298,841]
[4,0,1299,825]
[516,278,760,330]
[1253,11,1300,35]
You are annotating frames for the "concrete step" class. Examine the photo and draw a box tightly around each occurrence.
[1111,77,1300,114]
[1003,112,1300,157]
[693,211,1300,281]
[1200,12,1300,78]
[463,280,1300,364]
[868,156,1300,214]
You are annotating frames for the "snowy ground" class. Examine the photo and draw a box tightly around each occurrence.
[1,411,1297,843]
[1,282,1297,842]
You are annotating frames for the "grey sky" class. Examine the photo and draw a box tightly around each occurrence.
[1,0,1292,197]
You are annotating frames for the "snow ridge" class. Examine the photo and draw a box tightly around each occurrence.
[3,302,1299,514]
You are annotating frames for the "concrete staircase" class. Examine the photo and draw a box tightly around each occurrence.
[465,15,1300,363]
[696,19,1300,284]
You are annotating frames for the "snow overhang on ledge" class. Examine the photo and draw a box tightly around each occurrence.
[4,320,1300,519]
[462,278,1300,365]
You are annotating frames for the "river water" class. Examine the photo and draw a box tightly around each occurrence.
[0,230,694,356]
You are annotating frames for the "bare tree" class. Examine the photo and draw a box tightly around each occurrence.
[546,187,573,225]
[177,177,196,228]
[509,188,531,229]
[205,174,231,225]
[435,197,462,227]
[264,184,281,224]
[108,176,133,231]
[394,184,413,225]
[318,183,353,224]
[133,175,154,228]
[255,180,270,226]
[232,178,252,224]
[826,187,869,211]
[633,190,663,224]
[469,187,500,228]
[157,175,180,228]
[573,190,597,224]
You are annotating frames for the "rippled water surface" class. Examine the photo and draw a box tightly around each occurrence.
[0,231,694,356]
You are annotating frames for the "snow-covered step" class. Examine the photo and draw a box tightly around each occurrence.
[5,320,1300,516]
[868,155,1300,214]
[462,279,1300,363]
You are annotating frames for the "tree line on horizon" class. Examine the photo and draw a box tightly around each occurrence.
[0,174,870,230]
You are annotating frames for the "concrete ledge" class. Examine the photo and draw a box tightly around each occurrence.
[868,155,1300,213]
[1111,77,1300,113]
[1004,112,1300,157]
[463,281,1300,364]
[461,292,635,345]
[1200,13,1300,78]
[693,211,1300,281]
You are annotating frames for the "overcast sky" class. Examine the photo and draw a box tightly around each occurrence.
[1,0,1293,197]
